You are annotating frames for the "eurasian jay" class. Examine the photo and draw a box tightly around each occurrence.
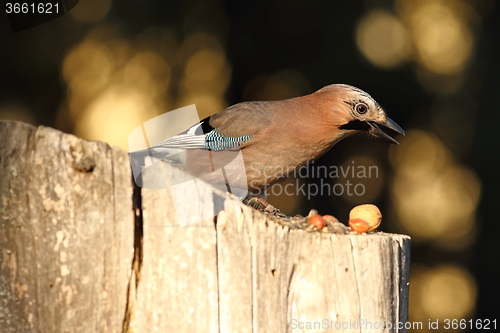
[130,84,404,212]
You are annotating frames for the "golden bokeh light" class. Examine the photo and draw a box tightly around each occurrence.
[396,0,476,75]
[390,130,480,249]
[355,9,412,69]
[406,3,472,75]
[60,29,230,149]
[63,39,112,115]
[185,49,226,82]
[391,130,449,179]
[75,87,158,148]
[356,1,480,93]
[180,33,224,59]
[61,28,177,149]
[410,265,477,330]
[177,33,231,120]
[123,51,171,96]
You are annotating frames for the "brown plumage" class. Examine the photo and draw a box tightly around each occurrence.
[130,84,404,208]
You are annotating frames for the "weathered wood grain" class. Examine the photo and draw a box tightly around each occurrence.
[126,164,221,333]
[0,121,134,333]
[0,121,410,333]
[216,199,410,333]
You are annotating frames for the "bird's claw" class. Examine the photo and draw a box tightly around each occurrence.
[271,210,288,218]
[243,196,288,217]
[243,197,348,233]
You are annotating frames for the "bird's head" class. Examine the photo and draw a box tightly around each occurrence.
[317,84,405,144]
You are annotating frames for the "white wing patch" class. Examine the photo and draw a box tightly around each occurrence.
[150,122,207,149]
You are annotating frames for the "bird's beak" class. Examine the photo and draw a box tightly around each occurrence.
[368,117,405,145]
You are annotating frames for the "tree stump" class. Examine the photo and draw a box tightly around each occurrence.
[0,121,411,333]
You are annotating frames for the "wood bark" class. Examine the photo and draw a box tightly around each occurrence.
[0,121,410,333]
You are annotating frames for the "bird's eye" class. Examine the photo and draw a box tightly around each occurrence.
[355,103,368,114]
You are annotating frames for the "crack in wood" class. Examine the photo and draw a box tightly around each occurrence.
[349,237,364,325]
[122,179,144,333]
[214,214,221,333]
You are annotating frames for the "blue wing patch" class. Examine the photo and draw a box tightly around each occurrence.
[204,130,253,151]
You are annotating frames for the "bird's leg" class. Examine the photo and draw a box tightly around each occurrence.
[243,196,288,218]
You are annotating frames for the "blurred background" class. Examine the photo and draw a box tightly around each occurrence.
[0,0,498,331]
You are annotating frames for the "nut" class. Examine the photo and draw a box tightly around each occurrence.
[309,215,327,230]
[349,204,382,232]
[348,218,370,233]
[308,209,319,217]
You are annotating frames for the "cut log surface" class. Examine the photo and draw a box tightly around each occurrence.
[0,121,411,333]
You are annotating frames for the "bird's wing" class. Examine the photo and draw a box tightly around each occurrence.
[208,101,273,139]
[130,101,273,164]
[151,101,272,151]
